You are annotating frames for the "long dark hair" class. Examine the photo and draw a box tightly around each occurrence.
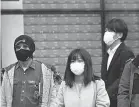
[64,48,95,88]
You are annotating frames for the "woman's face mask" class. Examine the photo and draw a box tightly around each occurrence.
[70,61,85,75]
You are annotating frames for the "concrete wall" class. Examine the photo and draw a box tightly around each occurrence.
[1,0,24,68]
[2,0,23,9]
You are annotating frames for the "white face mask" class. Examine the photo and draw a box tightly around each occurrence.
[70,62,85,75]
[103,31,116,46]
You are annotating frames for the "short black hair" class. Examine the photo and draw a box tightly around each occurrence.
[64,48,95,88]
[105,18,128,42]
[14,35,35,53]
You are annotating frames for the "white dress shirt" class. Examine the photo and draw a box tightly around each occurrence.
[107,42,121,70]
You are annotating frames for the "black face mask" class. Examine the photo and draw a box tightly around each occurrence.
[15,49,33,61]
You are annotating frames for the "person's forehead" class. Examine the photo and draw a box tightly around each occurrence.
[17,42,28,46]
[77,55,82,59]
[72,54,82,60]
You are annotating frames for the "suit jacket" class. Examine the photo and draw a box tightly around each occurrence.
[101,42,134,100]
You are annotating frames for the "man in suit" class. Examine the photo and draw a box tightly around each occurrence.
[101,18,134,107]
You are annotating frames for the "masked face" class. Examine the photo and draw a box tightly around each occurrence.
[15,43,33,61]
[103,31,116,46]
[15,49,32,61]
[70,61,85,75]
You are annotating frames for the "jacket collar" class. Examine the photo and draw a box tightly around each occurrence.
[107,42,121,56]
[107,42,125,71]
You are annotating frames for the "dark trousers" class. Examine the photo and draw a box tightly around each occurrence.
[110,99,117,107]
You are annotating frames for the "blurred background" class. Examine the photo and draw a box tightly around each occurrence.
[1,0,139,77]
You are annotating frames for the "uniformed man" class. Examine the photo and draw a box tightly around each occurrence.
[1,35,56,107]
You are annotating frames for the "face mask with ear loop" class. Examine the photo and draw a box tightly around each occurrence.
[103,31,116,46]
[15,45,33,62]
[70,62,85,75]
[15,49,33,61]
[103,31,122,46]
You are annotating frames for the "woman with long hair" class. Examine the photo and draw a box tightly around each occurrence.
[51,48,110,107]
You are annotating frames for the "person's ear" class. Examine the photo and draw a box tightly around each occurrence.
[117,33,123,39]
[33,52,35,56]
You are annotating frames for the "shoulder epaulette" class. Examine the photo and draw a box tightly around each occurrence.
[132,55,139,68]
[126,58,134,63]
[4,62,17,72]
[33,60,42,64]
[34,60,53,70]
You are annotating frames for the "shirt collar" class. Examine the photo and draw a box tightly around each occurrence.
[15,59,35,70]
[107,42,121,55]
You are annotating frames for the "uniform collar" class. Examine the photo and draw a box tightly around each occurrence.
[15,59,35,70]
